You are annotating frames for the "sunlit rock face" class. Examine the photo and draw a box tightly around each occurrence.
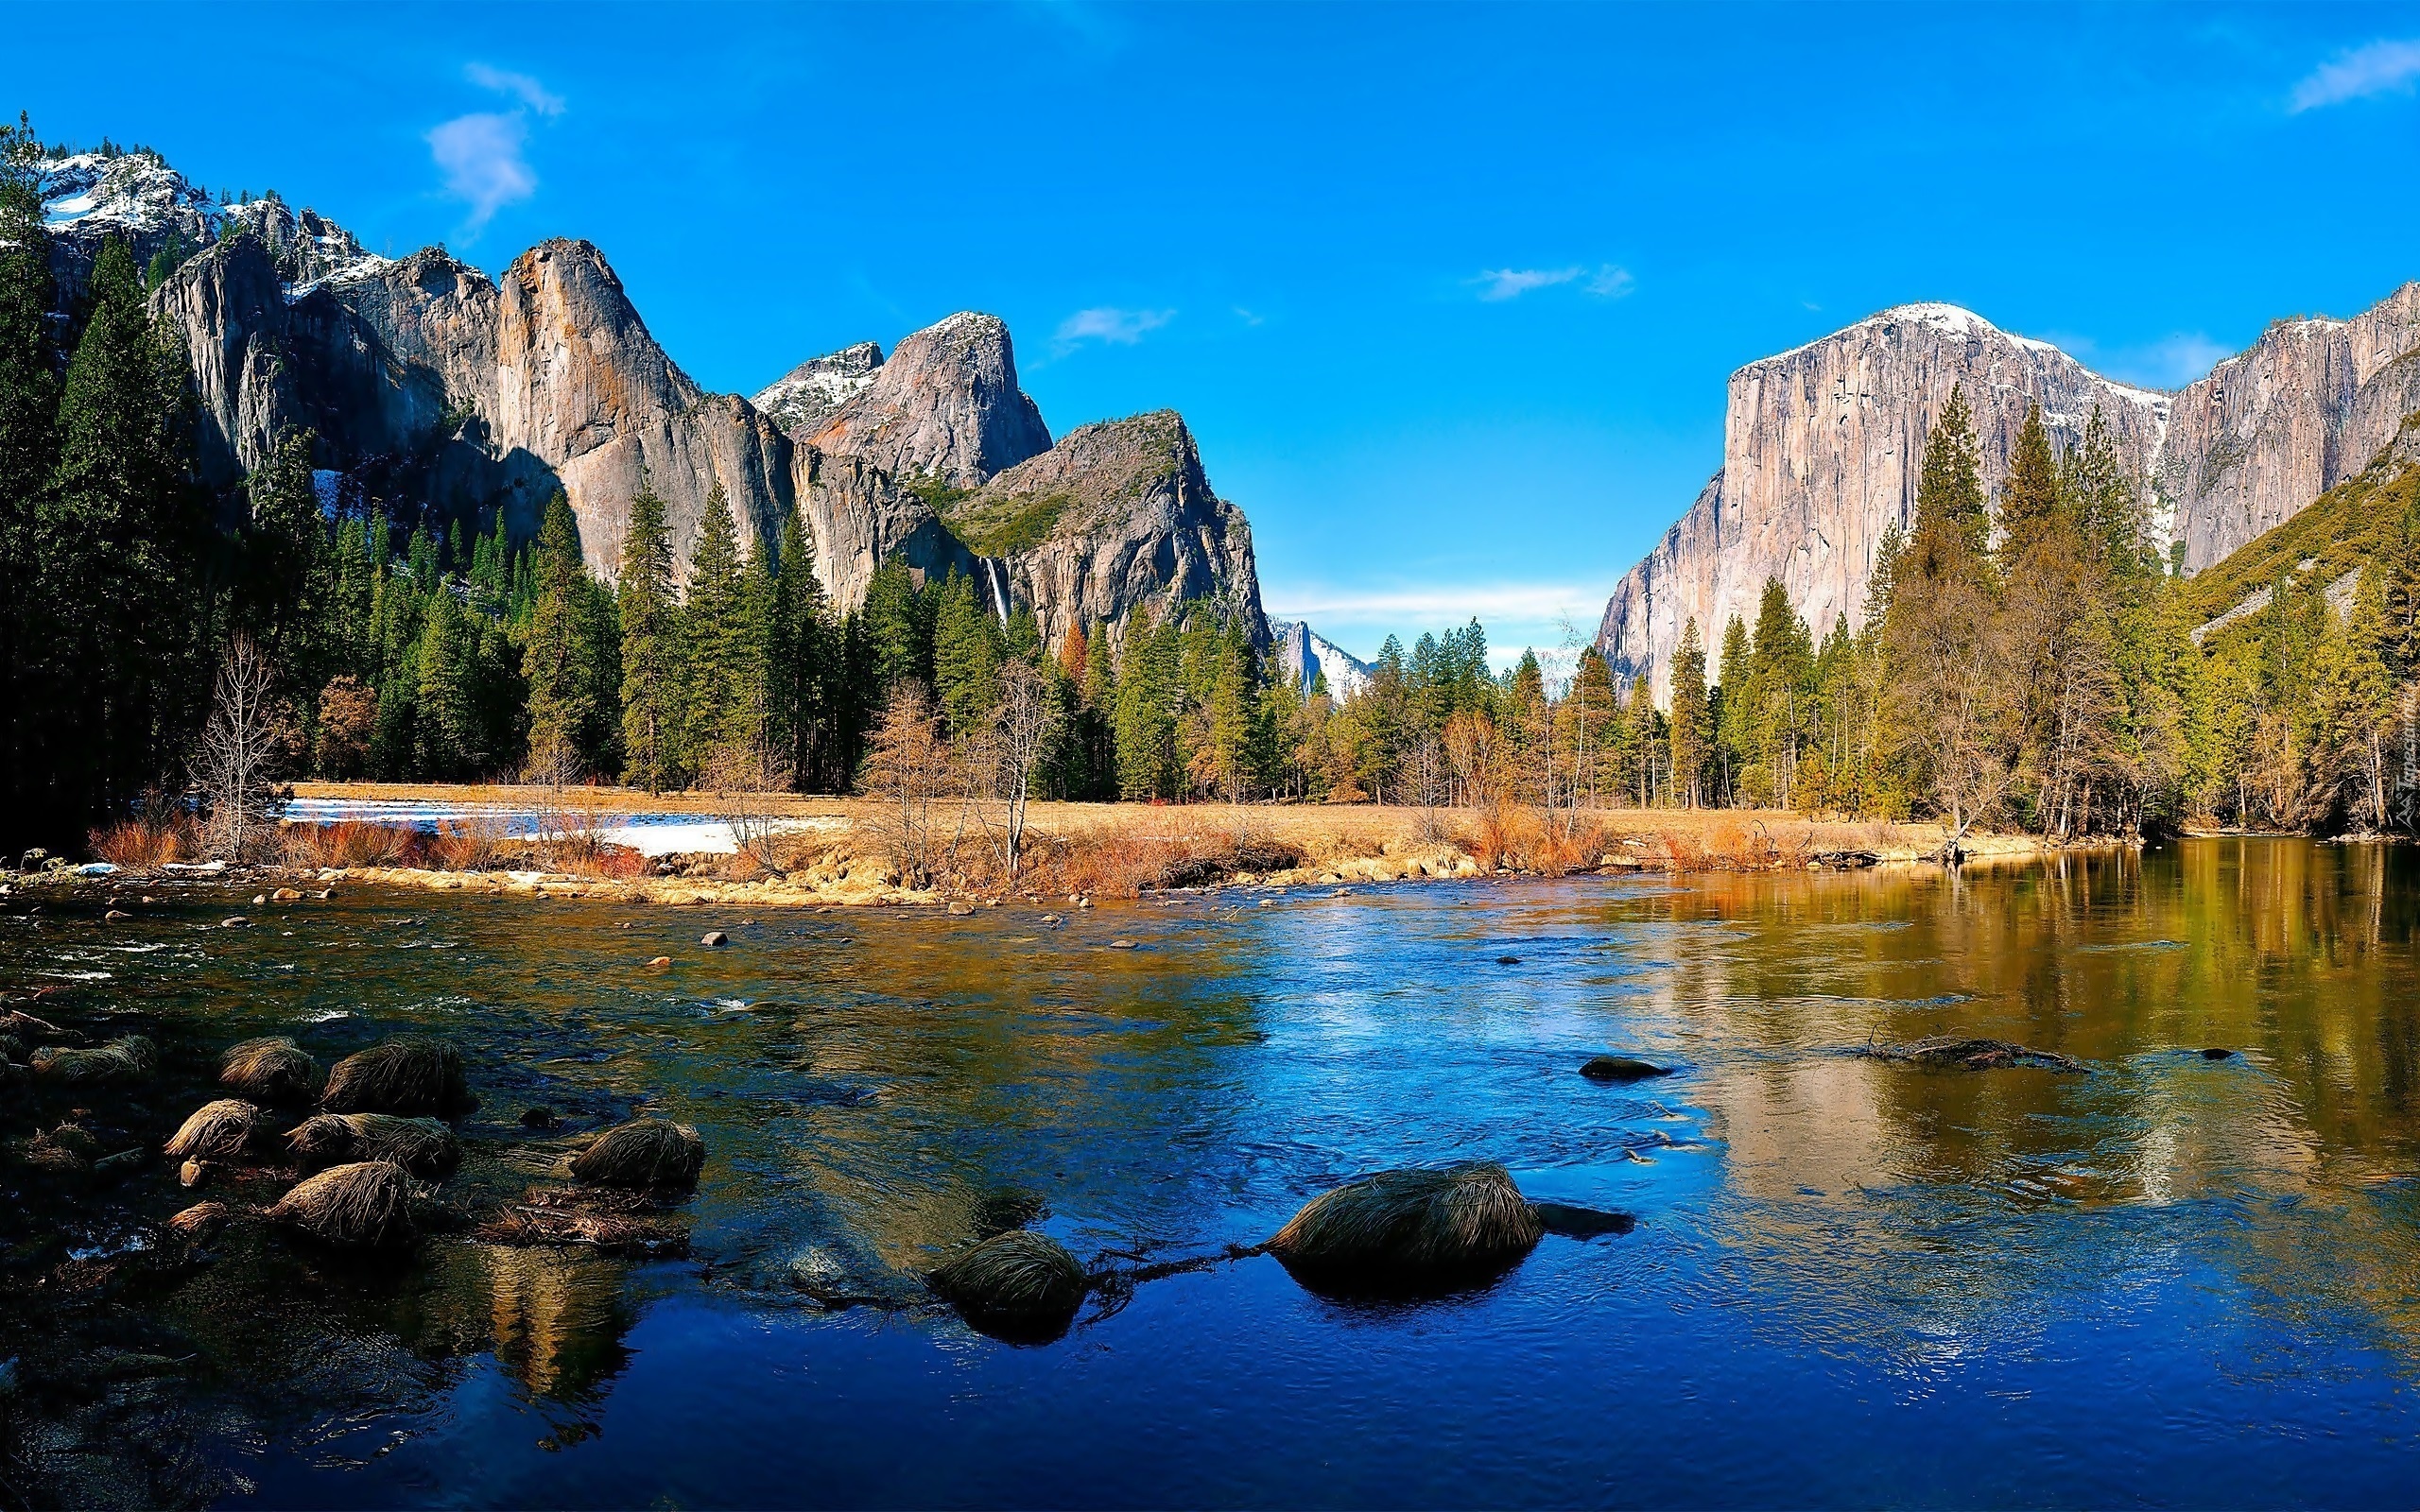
[1599,284,2420,699]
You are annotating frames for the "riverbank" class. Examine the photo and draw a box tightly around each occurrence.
[62,783,2114,911]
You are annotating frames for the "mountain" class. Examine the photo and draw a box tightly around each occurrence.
[2178,411,2420,652]
[751,341,881,438]
[1599,286,2420,698]
[43,146,1263,644]
[1267,619,1374,700]
[929,410,1268,651]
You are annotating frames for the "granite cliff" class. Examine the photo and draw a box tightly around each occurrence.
[1599,285,2420,698]
[43,146,1264,644]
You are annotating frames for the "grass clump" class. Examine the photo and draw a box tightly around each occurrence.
[220,1036,320,1105]
[164,1099,264,1161]
[267,1160,416,1249]
[287,1112,461,1179]
[928,1229,1087,1340]
[320,1035,471,1116]
[29,1036,157,1086]
[1269,1162,1544,1296]
[569,1117,705,1191]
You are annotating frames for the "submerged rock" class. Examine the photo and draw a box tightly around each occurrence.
[1580,1055,1669,1083]
[1866,1037,2088,1074]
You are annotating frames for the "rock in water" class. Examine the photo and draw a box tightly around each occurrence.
[928,1230,1087,1341]
[166,1201,231,1243]
[2201,1047,2236,1060]
[1580,1055,1669,1083]
[701,931,728,947]
[1269,1162,1544,1297]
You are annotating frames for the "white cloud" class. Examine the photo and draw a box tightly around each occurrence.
[1053,306,1175,350]
[1476,266,1582,301]
[1475,263,1634,301]
[426,112,536,239]
[1586,265,1636,298]
[2290,38,2420,111]
[466,62,566,116]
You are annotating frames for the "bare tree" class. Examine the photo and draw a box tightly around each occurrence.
[985,660,1060,882]
[196,636,285,859]
[1406,733,1448,841]
[859,683,953,889]
[524,727,583,793]
[703,738,790,871]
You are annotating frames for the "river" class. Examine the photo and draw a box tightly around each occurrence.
[7,837,2420,1507]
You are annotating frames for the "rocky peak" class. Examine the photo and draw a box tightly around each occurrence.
[952,410,1266,650]
[1268,619,1374,700]
[752,340,882,438]
[810,310,1050,486]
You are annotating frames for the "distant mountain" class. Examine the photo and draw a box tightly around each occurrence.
[1267,619,1374,700]
[43,146,1266,646]
[1599,288,2420,698]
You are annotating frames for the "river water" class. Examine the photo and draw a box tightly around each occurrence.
[9,837,2420,1507]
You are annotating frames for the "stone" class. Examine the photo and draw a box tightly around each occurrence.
[1108,939,1137,949]
[251,894,267,905]
[178,1158,209,1188]
[519,1106,559,1130]
[105,909,130,921]
[2200,1047,2235,1059]
[272,887,302,902]
[220,916,248,928]
[701,931,728,947]
[1580,1055,1670,1083]
[947,902,974,916]
[645,955,672,969]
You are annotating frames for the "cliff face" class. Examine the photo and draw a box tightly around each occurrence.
[1599,285,2420,698]
[940,411,1268,649]
[2158,284,2420,569]
[95,144,1264,647]
[806,313,1051,486]
[1268,619,1374,700]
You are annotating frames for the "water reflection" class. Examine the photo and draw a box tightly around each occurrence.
[8,838,2420,1506]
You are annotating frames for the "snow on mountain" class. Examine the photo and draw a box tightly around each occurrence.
[1269,618,1374,701]
[751,340,884,438]
[38,148,388,301]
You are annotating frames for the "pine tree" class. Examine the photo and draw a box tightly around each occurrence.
[930,567,1002,739]
[681,484,759,772]
[618,475,683,791]
[1668,619,1710,808]
[238,429,327,699]
[862,555,930,694]
[39,233,209,827]
[524,492,602,781]
[0,113,60,840]
[1997,403,2062,560]
[413,590,483,779]
[769,510,832,791]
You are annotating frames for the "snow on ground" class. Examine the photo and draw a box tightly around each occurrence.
[280,797,842,857]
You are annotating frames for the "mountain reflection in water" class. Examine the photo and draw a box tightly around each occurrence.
[7,836,2419,1507]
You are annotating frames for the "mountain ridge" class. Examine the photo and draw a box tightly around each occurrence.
[1597,284,2420,698]
[40,145,1266,649]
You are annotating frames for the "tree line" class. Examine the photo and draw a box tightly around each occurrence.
[8,112,2415,855]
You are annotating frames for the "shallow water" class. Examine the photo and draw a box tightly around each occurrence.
[9,838,2420,1507]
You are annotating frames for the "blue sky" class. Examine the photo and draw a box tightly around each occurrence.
[9,3,2419,665]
